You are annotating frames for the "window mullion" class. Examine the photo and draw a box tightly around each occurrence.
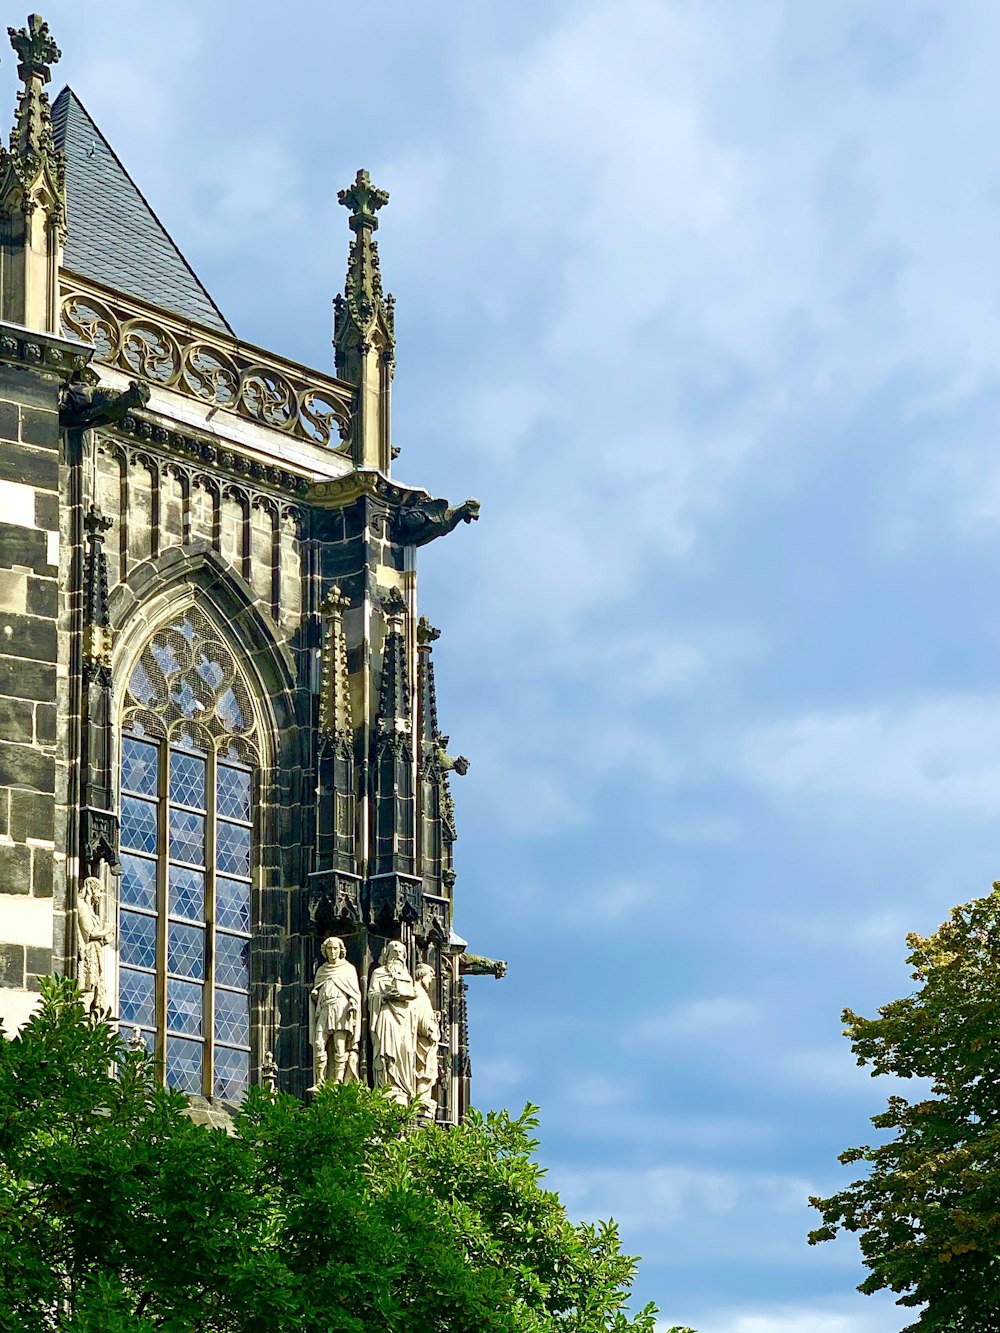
[155,737,168,1079]
[204,746,217,1098]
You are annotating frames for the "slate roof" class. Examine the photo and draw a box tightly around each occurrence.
[51,87,233,335]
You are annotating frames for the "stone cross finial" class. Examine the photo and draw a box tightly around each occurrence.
[8,14,60,85]
[7,14,61,161]
[417,616,441,647]
[337,168,389,234]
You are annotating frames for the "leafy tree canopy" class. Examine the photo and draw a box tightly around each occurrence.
[0,978,685,1333]
[809,884,1000,1332]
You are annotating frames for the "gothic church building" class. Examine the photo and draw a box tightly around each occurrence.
[0,15,502,1120]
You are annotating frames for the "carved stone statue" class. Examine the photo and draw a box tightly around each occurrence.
[260,1049,279,1095]
[76,876,111,1015]
[413,963,441,1120]
[368,940,418,1103]
[308,936,361,1090]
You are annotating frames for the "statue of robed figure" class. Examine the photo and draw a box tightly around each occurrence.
[308,936,361,1089]
[368,940,418,1103]
[414,963,441,1120]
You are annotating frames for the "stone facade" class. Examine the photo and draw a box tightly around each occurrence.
[0,15,503,1121]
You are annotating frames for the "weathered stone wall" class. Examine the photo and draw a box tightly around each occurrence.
[0,358,64,1033]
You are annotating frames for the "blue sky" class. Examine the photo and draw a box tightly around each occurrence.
[12,2,1000,1328]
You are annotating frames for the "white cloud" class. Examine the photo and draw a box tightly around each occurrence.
[738,696,1000,814]
[474,1055,528,1097]
[684,1300,904,1333]
[630,996,765,1046]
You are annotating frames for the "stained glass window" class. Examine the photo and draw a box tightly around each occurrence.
[118,608,256,1101]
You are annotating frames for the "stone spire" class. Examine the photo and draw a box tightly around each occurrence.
[334,169,395,474]
[0,13,65,331]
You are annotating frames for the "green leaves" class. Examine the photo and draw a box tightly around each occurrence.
[0,980,666,1332]
[810,884,1000,1331]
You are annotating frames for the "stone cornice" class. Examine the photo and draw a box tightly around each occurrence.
[104,409,312,499]
[0,317,92,377]
[308,467,434,510]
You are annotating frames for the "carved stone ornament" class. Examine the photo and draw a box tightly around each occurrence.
[368,874,422,929]
[307,870,362,933]
[391,497,480,549]
[76,876,112,1015]
[368,940,418,1104]
[459,953,507,980]
[413,963,441,1120]
[60,281,351,448]
[260,1050,279,1094]
[308,936,361,1090]
[61,375,150,430]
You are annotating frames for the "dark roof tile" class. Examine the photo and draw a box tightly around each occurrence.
[52,86,232,334]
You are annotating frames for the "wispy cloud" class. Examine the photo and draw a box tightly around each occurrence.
[738,696,1000,814]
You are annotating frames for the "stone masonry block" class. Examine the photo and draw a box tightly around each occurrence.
[0,522,48,572]
[0,742,54,793]
[31,847,53,898]
[0,657,55,702]
[0,365,60,409]
[34,703,55,745]
[25,946,51,976]
[0,400,17,441]
[33,491,59,531]
[10,788,54,843]
[0,942,24,988]
[0,570,27,614]
[0,613,57,663]
[25,577,56,619]
[0,844,31,895]
[19,407,59,449]
[0,698,32,744]
[0,443,57,489]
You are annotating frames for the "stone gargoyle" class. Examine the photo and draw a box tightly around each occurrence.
[60,377,151,430]
[391,497,480,548]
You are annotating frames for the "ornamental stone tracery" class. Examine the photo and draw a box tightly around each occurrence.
[60,283,353,450]
[122,606,259,764]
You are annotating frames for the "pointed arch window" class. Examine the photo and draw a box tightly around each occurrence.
[117,607,259,1101]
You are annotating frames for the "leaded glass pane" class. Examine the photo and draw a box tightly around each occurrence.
[215,932,249,991]
[214,988,249,1047]
[127,658,158,708]
[122,737,159,797]
[151,638,184,678]
[168,865,204,921]
[216,821,250,877]
[119,967,155,1027]
[169,808,205,866]
[121,795,157,855]
[217,765,251,822]
[119,910,156,969]
[216,687,247,733]
[167,977,203,1037]
[167,921,204,980]
[120,853,157,912]
[216,877,250,933]
[122,608,259,1097]
[196,647,229,691]
[169,750,206,810]
[214,1046,249,1101]
[165,1036,202,1094]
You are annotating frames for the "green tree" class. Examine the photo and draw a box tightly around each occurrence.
[0,978,684,1333]
[809,884,1000,1331]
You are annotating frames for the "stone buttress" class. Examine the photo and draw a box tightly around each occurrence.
[0,14,503,1121]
